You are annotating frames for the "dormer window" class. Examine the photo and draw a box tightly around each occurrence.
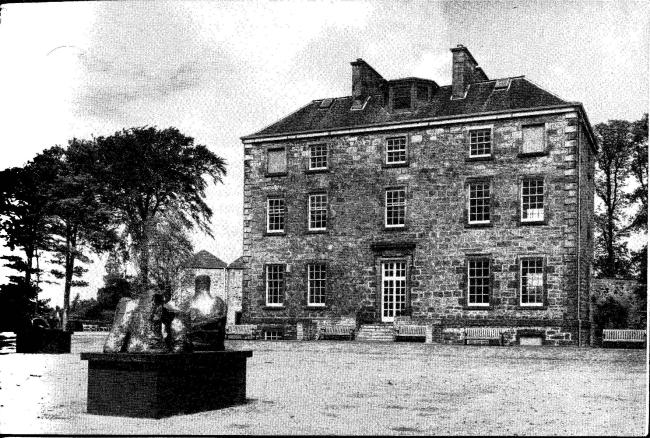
[393,85,411,110]
[416,85,429,100]
[494,78,511,90]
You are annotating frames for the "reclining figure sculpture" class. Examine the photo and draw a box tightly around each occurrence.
[103,280,227,353]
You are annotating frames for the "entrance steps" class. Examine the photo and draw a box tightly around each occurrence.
[356,324,395,342]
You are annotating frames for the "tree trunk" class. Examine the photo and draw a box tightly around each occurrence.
[62,227,75,331]
[139,222,150,294]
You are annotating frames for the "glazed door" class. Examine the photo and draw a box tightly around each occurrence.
[381,261,407,322]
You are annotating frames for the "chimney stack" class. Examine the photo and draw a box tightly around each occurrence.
[450,45,488,99]
[351,58,386,101]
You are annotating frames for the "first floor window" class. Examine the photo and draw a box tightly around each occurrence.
[522,125,545,154]
[386,136,407,164]
[468,182,490,224]
[468,258,490,306]
[385,188,406,228]
[469,128,492,157]
[521,179,544,222]
[266,264,285,306]
[309,144,328,170]
[520,258,544,306]
[308,193,327,231]
[267,197,285,233]
[307,263,326,306]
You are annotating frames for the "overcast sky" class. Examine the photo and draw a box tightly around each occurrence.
[0,0,648,307]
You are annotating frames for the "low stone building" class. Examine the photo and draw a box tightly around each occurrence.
[174,250,244,325]
[240,45,597,345]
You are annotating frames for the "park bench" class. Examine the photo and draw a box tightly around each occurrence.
[394,325,426,342]
[318,325,355,340]
[226,324,258,340]
[464,327,503,346]
[602,329,646,348]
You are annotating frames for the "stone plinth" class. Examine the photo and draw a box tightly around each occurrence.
[80,350,253,418]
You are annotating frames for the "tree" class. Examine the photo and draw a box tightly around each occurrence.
[627,114,648,298]
[37,141,119,329]
[147,209,194,301]
[96,249,134,311]
[593,120,633,278]
[93,127,226,292]
[0,159,56,329]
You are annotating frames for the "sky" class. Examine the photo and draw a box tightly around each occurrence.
[0,0,648,307]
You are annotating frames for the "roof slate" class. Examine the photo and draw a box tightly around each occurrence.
[185,250,228,269]
[244,78,569,139]
[228,256,245,269]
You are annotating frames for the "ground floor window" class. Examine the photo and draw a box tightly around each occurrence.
[467,258,490,306]
[263,330,283,340]
[520,257,544,306]
[266,264,285,306]
[307,263,326,306]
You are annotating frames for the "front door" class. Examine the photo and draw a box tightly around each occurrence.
[381,261,407,322]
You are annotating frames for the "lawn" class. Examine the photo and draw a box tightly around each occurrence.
[0,334,646,435]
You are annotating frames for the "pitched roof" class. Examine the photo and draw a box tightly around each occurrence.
[185,250,227,269]
[243,77,570,140]
[227,256,245,269]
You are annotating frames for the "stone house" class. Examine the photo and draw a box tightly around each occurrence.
[174,250,244,325]
[240,45,596,345]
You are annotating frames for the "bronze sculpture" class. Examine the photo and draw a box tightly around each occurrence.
[103,279,227,353]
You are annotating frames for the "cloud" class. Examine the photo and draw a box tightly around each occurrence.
[73,2,230,121]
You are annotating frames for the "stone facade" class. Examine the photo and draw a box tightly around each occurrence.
[241,47,596,345]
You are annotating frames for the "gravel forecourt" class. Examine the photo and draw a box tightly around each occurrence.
[0,333,646,435]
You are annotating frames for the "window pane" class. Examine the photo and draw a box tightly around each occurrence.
[393,85,411,110]
[521,179,544,221]
[386,189,406,227]
[522,126,544,154]
[386,137,407,164]
[308,194,327,230]
[267,198,285,232]
[266,265,285,305]
[468,259,490,305]
[521,258,544,305]
[469,182,490,223]
[309,144,328,170]
[267,149,286,174]
[308,263,326,305]
[469,128,491,157]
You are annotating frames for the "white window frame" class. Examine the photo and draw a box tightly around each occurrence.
[266,197,285,233]
[265,264,285,307]
[308,143,328,170]
[385,136,408,165]
[521,124,546,155]
[467,258,490,307]
[385,188,406,228]
[468,125,493,158]
[519,257,544,307]
[381,260,408,322]
[308,193,327,231]
[521,179,545,223]
[307,263,327,307]
[467,181,491,225]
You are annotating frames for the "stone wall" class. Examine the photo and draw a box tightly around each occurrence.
[242,111,595,344]
[226,268,243,325]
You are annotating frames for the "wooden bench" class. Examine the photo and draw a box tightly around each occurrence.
[226,324,258,340]
[602,329,646,348]
[395,325,426,342]
[464,327,503,346]
[318,325,355,340]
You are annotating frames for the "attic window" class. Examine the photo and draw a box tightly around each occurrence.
[494,78,510,90]
[417,85,429,100]
[350,96,370,111]
[319,98,334,109]
[393,85,411,110]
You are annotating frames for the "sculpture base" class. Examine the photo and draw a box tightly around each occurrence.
[16,329,71,353]
[80,350,253,418]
